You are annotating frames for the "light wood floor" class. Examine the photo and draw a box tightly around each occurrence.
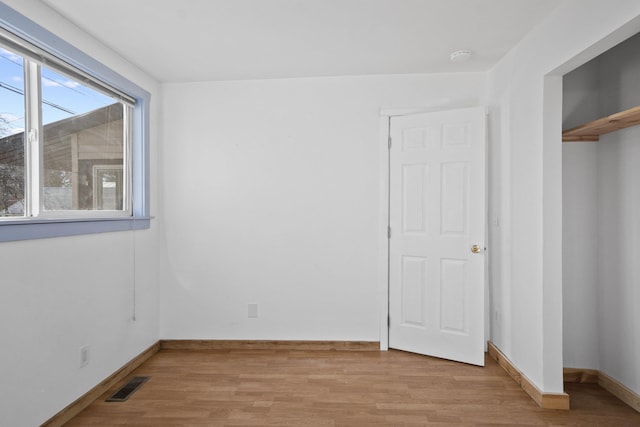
[67,349,640,426]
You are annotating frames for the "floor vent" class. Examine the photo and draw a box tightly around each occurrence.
[106,376,150,402]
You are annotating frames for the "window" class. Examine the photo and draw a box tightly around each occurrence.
[1,40,132,217]
[0,3,150,242]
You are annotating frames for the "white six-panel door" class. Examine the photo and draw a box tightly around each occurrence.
[388,107,486,366]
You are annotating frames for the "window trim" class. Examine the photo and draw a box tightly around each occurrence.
[0,2,150,242]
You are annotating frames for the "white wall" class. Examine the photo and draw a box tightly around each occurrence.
[160,74,485,340]
[597,128,640,393]
[563,32,640,394]
[0,1,160,426]
[562,141,599,369]
[487,0,640,393]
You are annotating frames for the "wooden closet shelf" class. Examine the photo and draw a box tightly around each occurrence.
[562,105,640,142]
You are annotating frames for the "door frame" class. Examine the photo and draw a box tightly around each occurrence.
[377,107,490,352]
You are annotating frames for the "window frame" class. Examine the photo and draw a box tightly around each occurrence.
[0,2,150,242]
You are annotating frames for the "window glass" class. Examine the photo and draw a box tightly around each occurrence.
[0,47,25,217]
[41,66,126,212]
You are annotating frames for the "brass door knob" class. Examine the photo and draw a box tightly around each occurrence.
[471,245,481,254]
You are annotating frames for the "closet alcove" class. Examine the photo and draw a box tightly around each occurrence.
[562,31,640,412]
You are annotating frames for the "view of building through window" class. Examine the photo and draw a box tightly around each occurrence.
[0,47,25,216]
[0,44,128,217]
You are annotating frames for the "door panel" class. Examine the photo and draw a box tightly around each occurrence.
[389,107,485,366]
[441,162,467,234]
[401,255,428,327]
[440,258,467,333]
[402,164,428,234]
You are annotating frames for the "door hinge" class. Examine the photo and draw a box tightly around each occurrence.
[387,315,390,327]
[388,135,392,150]
[387,225,391,239]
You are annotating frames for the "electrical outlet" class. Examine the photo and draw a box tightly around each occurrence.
[80,345,90,368]
[248,303,258,318]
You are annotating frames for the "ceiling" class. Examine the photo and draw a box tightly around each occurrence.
[42,0,562,83]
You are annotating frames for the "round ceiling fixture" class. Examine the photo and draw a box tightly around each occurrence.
[450,50,472,63]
